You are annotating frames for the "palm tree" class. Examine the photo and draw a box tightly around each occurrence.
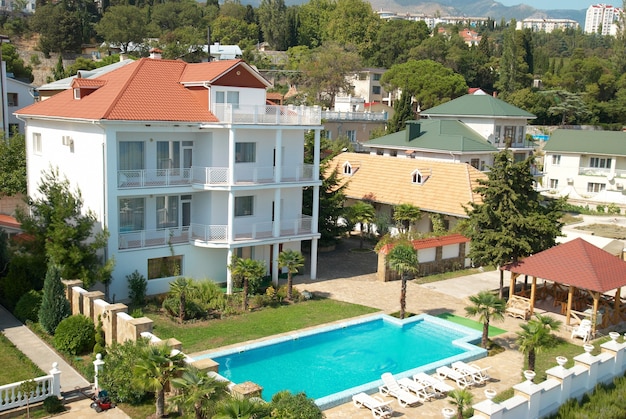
[277,249,305,300]
[170,367,229,419]
[228,256,266,311]
[348,201,376,248]
[386,243,419,319]
[133,343,186,418]
[393,203,421,233]
[448,388,474,419]
[169,277,197,323]
[465,290,506,349]
[517,313,562,371]
[214,396,269,419]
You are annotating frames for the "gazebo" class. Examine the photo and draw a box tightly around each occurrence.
[503,238,626,334]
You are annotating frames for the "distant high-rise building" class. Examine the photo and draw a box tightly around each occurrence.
[585,4,622,36]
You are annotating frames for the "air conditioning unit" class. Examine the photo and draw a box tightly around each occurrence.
[61,136,73,146]
[617,183,623,190]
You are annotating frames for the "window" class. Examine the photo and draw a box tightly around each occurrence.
[494,126,501,143]
[346,130,356,143]
[33,133,42,155]
[550,179,559,189]
[118,142,144,170]
[587,182,605,193]
[412,169,424,184]
[148,255,182,280]
[215,91,239,108]
[373,73,381,81]
[516,127,524,144]
[156,196,179,229]
[8,123,19,135]
[235,142,256,163]
[157,141,180,169]
[7,93,17,107]
[504,126,515,146]
[513,153,525,162]
[343,162,352,175]
[480,161,486,171]
[470,158,480,169]
[551,155,561,165]
[119,198,145,232]
[590,157,611,169]
[372,86,381,94]
[235,196,254,216]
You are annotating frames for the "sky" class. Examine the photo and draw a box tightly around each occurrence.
[497,0,596,10]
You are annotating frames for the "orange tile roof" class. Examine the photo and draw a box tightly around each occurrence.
[0,214,19,229]
[379,233,469,255]
[16,58,263,122]
[504,238,626,293]
[326,152,485,217]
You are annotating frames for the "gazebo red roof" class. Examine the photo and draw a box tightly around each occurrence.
[504,238,626,293]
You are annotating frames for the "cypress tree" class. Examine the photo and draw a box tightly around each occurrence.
[38,264,70,334]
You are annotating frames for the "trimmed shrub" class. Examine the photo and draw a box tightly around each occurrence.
[93,315,105,356]
[127,270,147,307]
[43,396,65,414]
[14,290,43,322]
[39,264,70,334]
[269,391,324,418]
[53,315,95,355]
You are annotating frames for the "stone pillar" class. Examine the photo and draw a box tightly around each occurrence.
[93,353,105,392]
[49,363,61,398]
[546,359,575,405]
[104,303,128,346]
[71,286,87,315]
[574,345,600,393]
[600,334,626,375]
[82,291,105,321]
[61,279,83,302]
[513,373,542,419]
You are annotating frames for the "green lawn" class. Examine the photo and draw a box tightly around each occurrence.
[435,312,507,337]
[149,298,379,353]
[0,333,44,385]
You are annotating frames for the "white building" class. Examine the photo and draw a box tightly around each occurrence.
[347,68,391,106]
[6,78,36,135]
[585,4,622,35]
[516,18,579,33]
[16,56,322,300]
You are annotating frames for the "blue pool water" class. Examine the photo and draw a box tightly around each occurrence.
[193,314,485,408]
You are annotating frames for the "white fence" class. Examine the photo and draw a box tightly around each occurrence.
[471,335,626,419]
[0,364,61,412]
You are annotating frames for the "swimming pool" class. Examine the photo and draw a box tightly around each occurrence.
[193,313,485,408]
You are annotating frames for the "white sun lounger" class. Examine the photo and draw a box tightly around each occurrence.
[379,372,422,407]
[451,361,491,384]
[436,366,475,389]
[413,372,454,396]
[397,377,437,401]
[352,392,394,418]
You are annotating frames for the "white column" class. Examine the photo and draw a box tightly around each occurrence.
[226,248,234,294]
[274,129,282,182]
[228,192,234,243]
[273,188,281,238]
[272,243,280,286]
[228,128,236,184]
[93,353,105,391]
[310,237,318,280]
[49,363,61,398]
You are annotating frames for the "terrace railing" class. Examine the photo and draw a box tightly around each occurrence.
[118,168,191,188]
[321,111,387,121]
[119,226,190,250]
[212,104,321,125]
[0,364,61,413]
[578,167,626,178]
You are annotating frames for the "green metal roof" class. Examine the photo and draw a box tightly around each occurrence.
[421,94,536,119]
[365,119,498,153]
[543,129,626,156]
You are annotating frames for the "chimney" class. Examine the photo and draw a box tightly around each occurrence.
[149,48,163,60]
[405,120,421,142]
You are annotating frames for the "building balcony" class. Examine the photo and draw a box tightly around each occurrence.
[117,216,314,250]
[321,111,387,121]
[211,104,321,125]
[578,167,626,178]
[118,165,317,189]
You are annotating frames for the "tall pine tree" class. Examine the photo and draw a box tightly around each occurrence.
[387,90,413,133]
[38,264,71,334]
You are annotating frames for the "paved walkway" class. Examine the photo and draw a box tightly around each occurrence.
[0,305,130,418]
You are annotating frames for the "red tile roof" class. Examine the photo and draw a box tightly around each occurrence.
[504,238,626,293]
[16,58,268,122]
[379,233,469,255]
[0,214,19,229]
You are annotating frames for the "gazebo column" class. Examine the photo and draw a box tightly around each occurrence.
[529,276,537,315]
[592,292,600,335]
[614,287,621,326]
[509,273,519,299]
[566,285,575,326]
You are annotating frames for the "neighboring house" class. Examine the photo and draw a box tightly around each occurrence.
[321,98,388,151]
[326,152,485,233]
[347,68,391,106]
[0,0,35,13]
[420,92,537,163]
[364,120,497,171]
[460,28,481,47]
[7,78,37,135]
[37,59,136,101]
[16,56,323,301]
[516,18,579,33]
[542,129,626,206]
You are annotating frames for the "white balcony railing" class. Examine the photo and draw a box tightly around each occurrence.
[211,104,321,125]
[578,167,626,178]
[0,366,61,413]
[118,168,191,188]
[321,111,387,121]
[119,217,314,249]
[120,165,317,189]
[119,227,190,250]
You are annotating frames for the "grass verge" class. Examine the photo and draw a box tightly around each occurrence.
[414,266,496,284]
[0,332,45,385]
[149,298,379,353]
[435,312,507,337]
